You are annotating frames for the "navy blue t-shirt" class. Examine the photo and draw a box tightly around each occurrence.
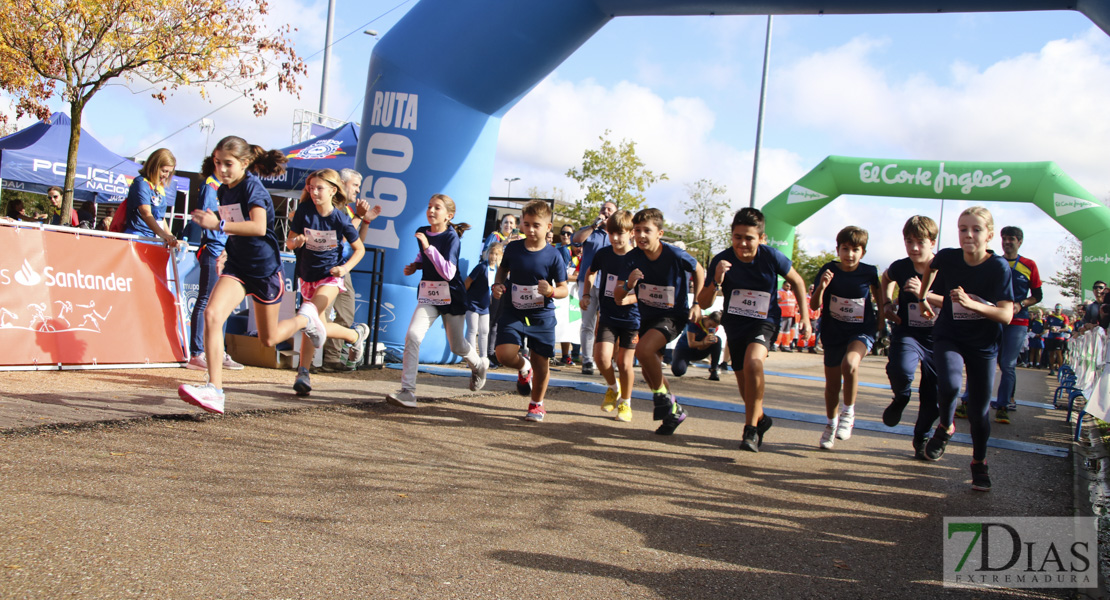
[886,257,936,344]
[221,172,281,278]
[414,226,468,316]
[628,243,699,322]
[499,240,567,320]
[817,261,880,346]
[291,201,359,283]
[930,248,1014,351]
[588,246,640,330]
[465,261,495,315]
[707,245,792,328]
[198,176,227,255]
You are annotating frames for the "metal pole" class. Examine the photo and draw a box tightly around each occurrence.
[749,15,773,208]
[319,0,337,115]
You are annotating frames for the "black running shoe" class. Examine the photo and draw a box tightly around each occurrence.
[708,368,720,381]
[882,393,912,427]
[655,405,687,435]
[924,426,953,461]
[739,425,759,452]
[912,434,928,460]
[970,462,991,491]
[756,414,773,447]
[581,361,595,375]
[652,391,674,421]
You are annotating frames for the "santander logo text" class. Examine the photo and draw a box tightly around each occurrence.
[0,262,134,292]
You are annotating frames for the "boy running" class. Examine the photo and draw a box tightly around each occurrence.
[616,208,705,435]
[698,207,810,452]
[492,200,569,422]
[811,226,884,450]
[581,210,639,422]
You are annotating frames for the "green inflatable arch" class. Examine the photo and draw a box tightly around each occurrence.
[762,156,1110,301]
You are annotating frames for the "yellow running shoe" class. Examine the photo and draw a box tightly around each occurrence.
[602,387,620,412]
[615,401,632,422]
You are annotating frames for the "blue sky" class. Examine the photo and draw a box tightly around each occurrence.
[4,2,1108,307]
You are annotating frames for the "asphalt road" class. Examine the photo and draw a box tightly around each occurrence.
[0,352,1079,599]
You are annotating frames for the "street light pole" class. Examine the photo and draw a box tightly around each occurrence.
[319,0,337,116]
[505,177,520,197]
[749,15,773,208]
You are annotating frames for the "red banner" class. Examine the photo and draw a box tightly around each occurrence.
[0,226,185,366]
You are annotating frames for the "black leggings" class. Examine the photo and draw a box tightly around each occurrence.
[671,336,721,376]
[935,338,997,461]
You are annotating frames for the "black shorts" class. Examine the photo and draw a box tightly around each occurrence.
[639,316,686,346]
[221,264,284,305]
[596,323,638,349]
[1046,338,1063,352]
[724,320,777,370]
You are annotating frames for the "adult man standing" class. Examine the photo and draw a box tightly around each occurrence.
[322,168,366,371]
[1081,280,1106,329]
[993,226,1042,425]
[571,200,617,375]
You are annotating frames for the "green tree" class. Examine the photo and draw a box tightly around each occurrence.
[791,233,836,291]
[564,129,667,226]
[1048,234,1083,309]
[0,0,305,219]
[675,178,730,267]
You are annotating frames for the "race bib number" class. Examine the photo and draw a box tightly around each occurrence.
[218,203,245,223]
[830,295,865,323]
[907,302,937,328]
[303,228,338,252]
[512,284,544,310]
[952,293,991,321]
[638,283,675,309]
[417,280,450,305]
[728,289,771,319]
[604,274,619,298]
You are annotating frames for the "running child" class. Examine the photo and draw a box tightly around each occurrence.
[178,136,328,413]
[386,194,489,408]
[918,206,1014,491]
[697,207,810,452]
[617,208,705,435]
[491,200,569,422]
[285,168,379,396]
[580,210,639,422]
[811,226,884,450]
[880,216,943,458]
[464,242,503,362]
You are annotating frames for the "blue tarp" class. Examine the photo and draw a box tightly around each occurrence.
[0,112,189,204]
[261,122,359,193]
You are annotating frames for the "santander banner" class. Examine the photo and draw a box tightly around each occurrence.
[0,226,185,366]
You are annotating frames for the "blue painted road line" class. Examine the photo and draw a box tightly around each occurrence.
[394,364,1070,459]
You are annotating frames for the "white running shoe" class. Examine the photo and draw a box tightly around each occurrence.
[222,353,245,370]
[347,323,371,365]
[178,383,225,414]
[819,421,837,450]
[185,354,207,371]
[835,410,855,440]
[299,303,327,348]
[470,356,489,392]
[386,389,418,408]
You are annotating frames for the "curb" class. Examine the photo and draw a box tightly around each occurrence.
[1073,412,1110,598]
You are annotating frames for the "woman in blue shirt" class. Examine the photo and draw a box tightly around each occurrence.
[123,148,179,247]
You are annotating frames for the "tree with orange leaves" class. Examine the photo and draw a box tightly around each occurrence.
[0,0,307,218]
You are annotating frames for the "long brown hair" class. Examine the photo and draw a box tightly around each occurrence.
[140,148,176,186]
[431,193,470,238]
[212,135,287,178]
[301,169,348,210]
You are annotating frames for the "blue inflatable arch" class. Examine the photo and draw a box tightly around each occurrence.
[355,0,1110,359]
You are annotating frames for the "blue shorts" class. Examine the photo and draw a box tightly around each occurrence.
[496,314,555,358]
[822,334,875,368]
[221,264,284,305]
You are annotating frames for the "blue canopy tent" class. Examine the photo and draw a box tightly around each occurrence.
[262,122,359,196]
[0,112,189,205]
